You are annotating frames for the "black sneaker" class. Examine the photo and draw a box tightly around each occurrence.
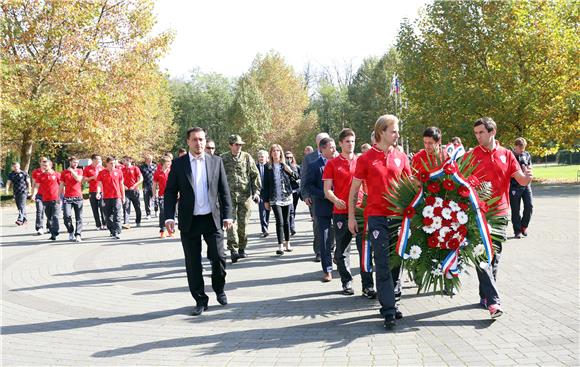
[49,235,57,241]
[384,315,396,329]
[231,250,240,263]
[362,288,377,299]
[395,305,403,320]
[342,282,354,295]
[395,291,402,302]
[239,249,247,258]
[314,253,321,262]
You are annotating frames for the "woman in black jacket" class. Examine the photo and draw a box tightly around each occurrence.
[263,144,299,255]
[284,151,301,236]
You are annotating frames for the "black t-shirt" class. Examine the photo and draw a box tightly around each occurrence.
[510,150,532,187]
[8,171,29,194]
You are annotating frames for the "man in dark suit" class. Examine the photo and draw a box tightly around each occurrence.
[300,133,330,262]
[164,127,233,316]
[256,150,270,237]
[303,137,337,282]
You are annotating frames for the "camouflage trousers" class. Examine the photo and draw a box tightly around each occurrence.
[227,196,252,251]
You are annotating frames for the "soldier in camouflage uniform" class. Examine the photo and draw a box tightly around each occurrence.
[221,134,261,263]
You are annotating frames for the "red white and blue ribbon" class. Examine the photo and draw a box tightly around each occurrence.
[395,145,494,277]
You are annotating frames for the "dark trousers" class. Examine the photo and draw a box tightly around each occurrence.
[43,200,60,237]
[509,184,533,234]
[271,204,291,244]
[334,214,374,289]
[289,192,299,232]
[317,214,335,273]
[310,202,321,255]
[180,214,226,306]
[14,192,27,222]
[476,241,503,306]
[123,189,142,224]
[63,197,83,236]
[143,186,154,216]
[104,198,122,236]
[367,216,399,317]
[258,198,270,233]
[35,194,45,231]
[89,192,106,228]
[158,197,165,230]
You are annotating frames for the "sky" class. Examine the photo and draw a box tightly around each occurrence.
[153,0,428,79]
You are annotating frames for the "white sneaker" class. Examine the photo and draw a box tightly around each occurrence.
[75,235,82,243]
[146,215,151,220]
[68,233,75,241]
[37,229,44,235]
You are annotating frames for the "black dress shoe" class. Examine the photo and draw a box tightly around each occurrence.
[314,253,321,262]
[191,303,208,316]
[384,315,396,329]
[239,249,247,258]
[216,293,228,305]
[231,250,240,263]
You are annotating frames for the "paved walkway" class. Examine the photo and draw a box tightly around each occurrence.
[1,185,579,366]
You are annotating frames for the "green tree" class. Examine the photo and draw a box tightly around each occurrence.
[397,0,579,154]
[1,0,175,170]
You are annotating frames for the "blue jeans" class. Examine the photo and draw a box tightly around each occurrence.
[14,192,27,222]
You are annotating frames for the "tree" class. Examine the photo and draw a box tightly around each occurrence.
[170,70,236,153]
[1,0,175,170]
[397,0,579,154]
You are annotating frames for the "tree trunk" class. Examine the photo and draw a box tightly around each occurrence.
[20,132,34,173]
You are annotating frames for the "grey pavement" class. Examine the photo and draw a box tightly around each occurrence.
[1,184,579,366]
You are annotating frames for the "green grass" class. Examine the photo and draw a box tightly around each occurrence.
[533,164,580,183]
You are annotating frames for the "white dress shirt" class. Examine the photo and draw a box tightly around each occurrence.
[190,152,211,215]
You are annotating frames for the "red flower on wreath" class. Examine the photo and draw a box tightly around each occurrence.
[428,236,439,248]
[425,196,436,206]
[434,207,443,216]
[444,163,458,175]
[448,237,461,250]
[458,225,468,236]
[459,202,469,211]
[458,186,470,198]
[423,217,434,226]
[467,175,480,187]
[404,206,416,218]
[442,179,455,191]
[419,171,430,182]
[427,182,441,194]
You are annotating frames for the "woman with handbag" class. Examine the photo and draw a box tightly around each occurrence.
[263,144,300,255]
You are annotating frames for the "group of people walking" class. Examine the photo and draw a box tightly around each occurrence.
[5,114,534,329]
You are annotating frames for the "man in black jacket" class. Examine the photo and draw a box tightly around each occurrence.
[164,127,233,316]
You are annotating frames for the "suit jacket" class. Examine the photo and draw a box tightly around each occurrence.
[303,156,333,217]
[256,162,266,200]
[164,153,233,232]
[299,150,321,199]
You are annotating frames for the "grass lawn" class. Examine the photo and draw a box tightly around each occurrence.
[533,164,580,183]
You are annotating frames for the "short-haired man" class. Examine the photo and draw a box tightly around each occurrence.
[59,156,84,242]
[360,143,371,153]
[205,139,216,155]
[303,146,314,156]
[300,132,331,262]
[348,115,411,329]
[304,137,337,282]
[140,154,157,220]
[256,150,270,237]
[177,148,187,157]
[37,160,61,241]
[31,156,49,235]
[451,136,462,147]
[97,156,125,239]
[83,155,107,230]
[6,162,31,226]
[411,126,446,172]
[468,117,532,318]
[323,128,375,296]
[121,157,143,229]
[510,137,533,239]
[153,155,172,238]
[221,134,261,262]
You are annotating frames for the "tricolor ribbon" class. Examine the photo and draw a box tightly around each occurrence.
[395,145,494,277]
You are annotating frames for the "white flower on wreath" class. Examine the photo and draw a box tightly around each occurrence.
[473,244,485,256]
[452,232,463,240]
[431,263,443,276]
[457,211,468,225]
[431,216,442,229]
[422,205,434,218]
[439,226,451,238]
[451,222,460,231]
[442,207,453,220]
[422,226,436,234]
[434,197,444,208]
[449,200,461,212]
[409,245,422,260]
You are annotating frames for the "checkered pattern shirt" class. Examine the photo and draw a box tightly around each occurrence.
[139,163,156,189]
[8,171,29,194]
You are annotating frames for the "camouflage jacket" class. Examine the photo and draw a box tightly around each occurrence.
[221,151,261,198]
